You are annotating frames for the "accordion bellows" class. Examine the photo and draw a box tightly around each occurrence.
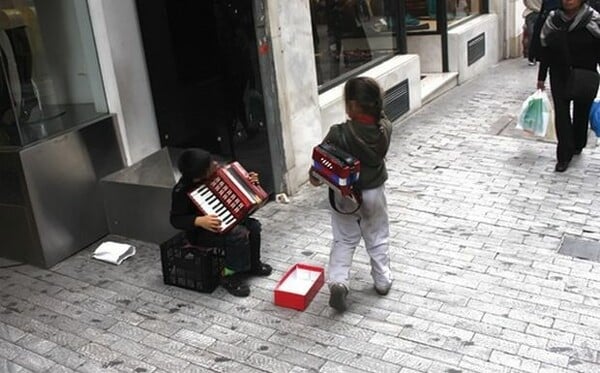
[310,143,360,197]
[188,162,268,234]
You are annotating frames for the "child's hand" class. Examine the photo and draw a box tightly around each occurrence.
[195,214,222,232]
[308,169,323,186]
[248,171,260,185]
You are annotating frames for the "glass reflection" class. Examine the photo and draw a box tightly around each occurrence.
[406,0,484,34]
[311,0,399,86]
[0,0,107,147]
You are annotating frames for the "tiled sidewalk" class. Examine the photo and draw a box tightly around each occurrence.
[3,58,600,372]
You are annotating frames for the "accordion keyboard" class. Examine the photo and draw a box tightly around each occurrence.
[190,184,237,232]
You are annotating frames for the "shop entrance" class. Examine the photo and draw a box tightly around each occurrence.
[136,0,274,194]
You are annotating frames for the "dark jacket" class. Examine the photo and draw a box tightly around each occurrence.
[170,178,201,242]
[323,116,392,190]
[537,5,600,82]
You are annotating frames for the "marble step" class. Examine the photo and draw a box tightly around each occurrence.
[421,72,459,105]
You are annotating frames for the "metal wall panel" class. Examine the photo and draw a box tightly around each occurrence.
[101,147,180,244]
[0,115,123,268]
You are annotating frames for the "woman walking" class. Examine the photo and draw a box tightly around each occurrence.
[537,0,600,172]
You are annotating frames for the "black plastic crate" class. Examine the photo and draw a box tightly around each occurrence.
[160,232,224,293]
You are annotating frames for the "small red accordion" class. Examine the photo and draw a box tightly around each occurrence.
[188,161,268,234]
[310,143,360,201]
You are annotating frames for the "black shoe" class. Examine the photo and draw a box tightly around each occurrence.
[554,161,569,172]
[220,274,250,297]
[251,262,272,277]
[329,283,348,312]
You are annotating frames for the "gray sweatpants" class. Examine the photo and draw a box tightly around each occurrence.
[328,185,392,289]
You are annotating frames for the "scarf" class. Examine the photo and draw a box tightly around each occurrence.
[541,4,600,47]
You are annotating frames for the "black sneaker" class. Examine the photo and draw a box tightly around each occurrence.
[555,161,569,172]
[329,283,348,312]
[220,274,250,297]
[251,261,272,277]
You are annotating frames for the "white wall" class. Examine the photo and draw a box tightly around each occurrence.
[491,0,524,59]
[266,0,322,195]
[88,0,160,165]
[407,35,443,73]
[448,14,500,84]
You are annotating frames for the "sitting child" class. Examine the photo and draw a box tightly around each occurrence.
[170,148,272,297]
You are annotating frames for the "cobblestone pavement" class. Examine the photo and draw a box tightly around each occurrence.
[3,58,600,372]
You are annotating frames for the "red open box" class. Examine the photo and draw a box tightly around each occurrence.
[274,263,325,311]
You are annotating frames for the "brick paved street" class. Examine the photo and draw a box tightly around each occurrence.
[3,57,600,372]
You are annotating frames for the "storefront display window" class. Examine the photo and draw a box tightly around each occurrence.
[406,0,485,33]
[0,0,107,147]
[311,0,400,87]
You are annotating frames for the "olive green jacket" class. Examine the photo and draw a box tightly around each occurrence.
[322,116,392,190]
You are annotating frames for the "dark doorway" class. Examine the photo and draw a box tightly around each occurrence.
[136,0,274,194]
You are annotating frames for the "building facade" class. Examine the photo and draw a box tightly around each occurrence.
[0,0,527,266]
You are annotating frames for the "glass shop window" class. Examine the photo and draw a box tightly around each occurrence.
[310,0,400,87]
[0,0,107,147]
[405,0,485,33]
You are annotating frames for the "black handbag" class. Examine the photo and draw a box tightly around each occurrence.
[565,68,600,101]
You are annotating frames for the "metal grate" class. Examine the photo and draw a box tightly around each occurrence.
[383,79,410,122]
[467,33,485,66]
[558,236,600,262]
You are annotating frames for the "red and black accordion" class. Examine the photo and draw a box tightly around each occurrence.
[310,143,361,202]
[188,161,268,234]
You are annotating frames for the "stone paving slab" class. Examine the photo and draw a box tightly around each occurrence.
[3,58,600,372]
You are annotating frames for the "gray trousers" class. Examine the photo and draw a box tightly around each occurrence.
[328,185,392,289]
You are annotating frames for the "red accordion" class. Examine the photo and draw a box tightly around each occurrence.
[310,143,360,201]
[188,161,268,234]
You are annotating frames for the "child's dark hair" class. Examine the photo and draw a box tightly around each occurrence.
[344,77,384,118]
[177,148,212,181]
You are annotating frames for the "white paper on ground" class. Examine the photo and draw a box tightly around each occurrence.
[277,268,321,295]
[92,241,136,265]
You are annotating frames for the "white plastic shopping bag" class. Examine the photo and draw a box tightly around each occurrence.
[516,89,552,137]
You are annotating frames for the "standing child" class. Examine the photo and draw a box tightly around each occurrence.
[309,77,393,312]
[170,149,272,297]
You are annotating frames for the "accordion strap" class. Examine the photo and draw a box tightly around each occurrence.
[326,123,363,214]
[328,188,362,215]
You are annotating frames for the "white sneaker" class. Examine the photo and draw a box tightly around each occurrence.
[374,282,392,296]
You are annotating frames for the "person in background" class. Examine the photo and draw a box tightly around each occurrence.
[309,77,393,312]
[170,149,272,297]
[529,0,561,63]
[589,0,600,11]
[536,0,600,172]
[523,0,543,65]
